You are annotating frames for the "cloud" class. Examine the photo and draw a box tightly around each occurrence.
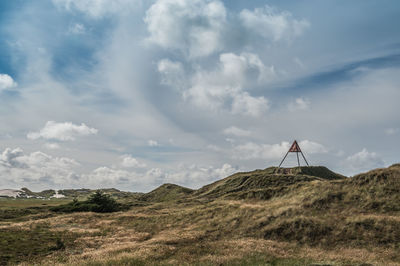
[0,74,17,90]
[298,140,327,154]
[27,121,98,141]
[177,52,273,116]
[345,148,385,174]
[148,140,159,147]
[0,147,236,192]
[232,140,326,160]
[0,147,153,190]
[82,167,138,187]
[52,0,139,18]
[0,148,26,168]
[231,92,269,117]
[288,97,310,111]
[44,143,61,150]
[223,126,251,137]
[120,155,146,168]
[157,59,186,90]
[232,141,289,160]
[145,0,227,58]
[163,163,237,188]
[385,128,399,135]
[68,23,86,34]
[0,147,79,188]
[239,5,310,42]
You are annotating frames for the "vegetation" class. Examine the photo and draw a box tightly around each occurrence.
[139,183,194,202]
[193,166,345,200]
[0,223,77,265]
[51,191,124,213]
[0,164,399,265]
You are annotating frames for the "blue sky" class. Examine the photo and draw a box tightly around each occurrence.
[0,0,399,191]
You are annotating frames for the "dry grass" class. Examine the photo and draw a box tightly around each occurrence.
[3,164,400,265]
[1,198,397,265]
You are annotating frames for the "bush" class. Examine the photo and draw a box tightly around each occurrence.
[51,191,123,213]
[87,191,121,212]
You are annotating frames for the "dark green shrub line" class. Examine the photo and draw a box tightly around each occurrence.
[51,191,127,213]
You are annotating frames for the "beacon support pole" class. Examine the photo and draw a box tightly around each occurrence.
[278,150,290,168]
[278,140,310,168]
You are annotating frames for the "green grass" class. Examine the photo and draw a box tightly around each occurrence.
[80,250,328,266]
[139,183,194,202]
[0,198,71,208]
[0,198,71,221]
[83,254,314,266]
[226,254,313,266]
[0,223,77,265]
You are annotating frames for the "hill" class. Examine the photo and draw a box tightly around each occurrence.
[1,164,400,265]
[139,183,194,202]
[193,166,346,200]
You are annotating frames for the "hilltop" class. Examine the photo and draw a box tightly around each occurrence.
[1,164,399,265]
[193,166,345,200]
[139,183,194,202]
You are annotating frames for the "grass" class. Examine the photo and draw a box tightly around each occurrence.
[0,198,71,209]
[139,184,194,202]
[82,253,314,266]
[0,198,71,222]
[0,222,77,265]
[0,164,399,265]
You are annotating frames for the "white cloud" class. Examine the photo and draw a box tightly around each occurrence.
[231,92,269,117]
[223,126,251,137]
[157,59,186,90]
[182,52,273,116]
[294,57,305,69]
[44,143,61,150]
[148,140,159,147]
[232,141,289,160]
[206,144,223,152]
[385,128,399,135]
[27,121,98,141]
[68,23,86,34]
[145,0,227,58]
[0,148,26,168]
[0,147,156,190]
[0,146,237,191]
[0,74,17,90]
[92,163,236,190]
[288,97,310,111]
[83,167,137,187]
[164,163,237,188]
[0,148,79,188]
[298,140,327,154]
[52,0,139,18]
[120,155,146,168]
[232,140,326,160]
[345,148,385,173]
[239,5,310,42]
[218,52,275,86]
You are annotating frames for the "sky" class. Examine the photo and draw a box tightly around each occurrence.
[0,0,399,192]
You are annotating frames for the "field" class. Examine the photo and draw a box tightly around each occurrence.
[1,165,399,265]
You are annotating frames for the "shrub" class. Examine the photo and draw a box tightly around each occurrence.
[51,191,123,213]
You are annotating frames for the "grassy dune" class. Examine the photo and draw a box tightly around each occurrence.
[0,165,399,265]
